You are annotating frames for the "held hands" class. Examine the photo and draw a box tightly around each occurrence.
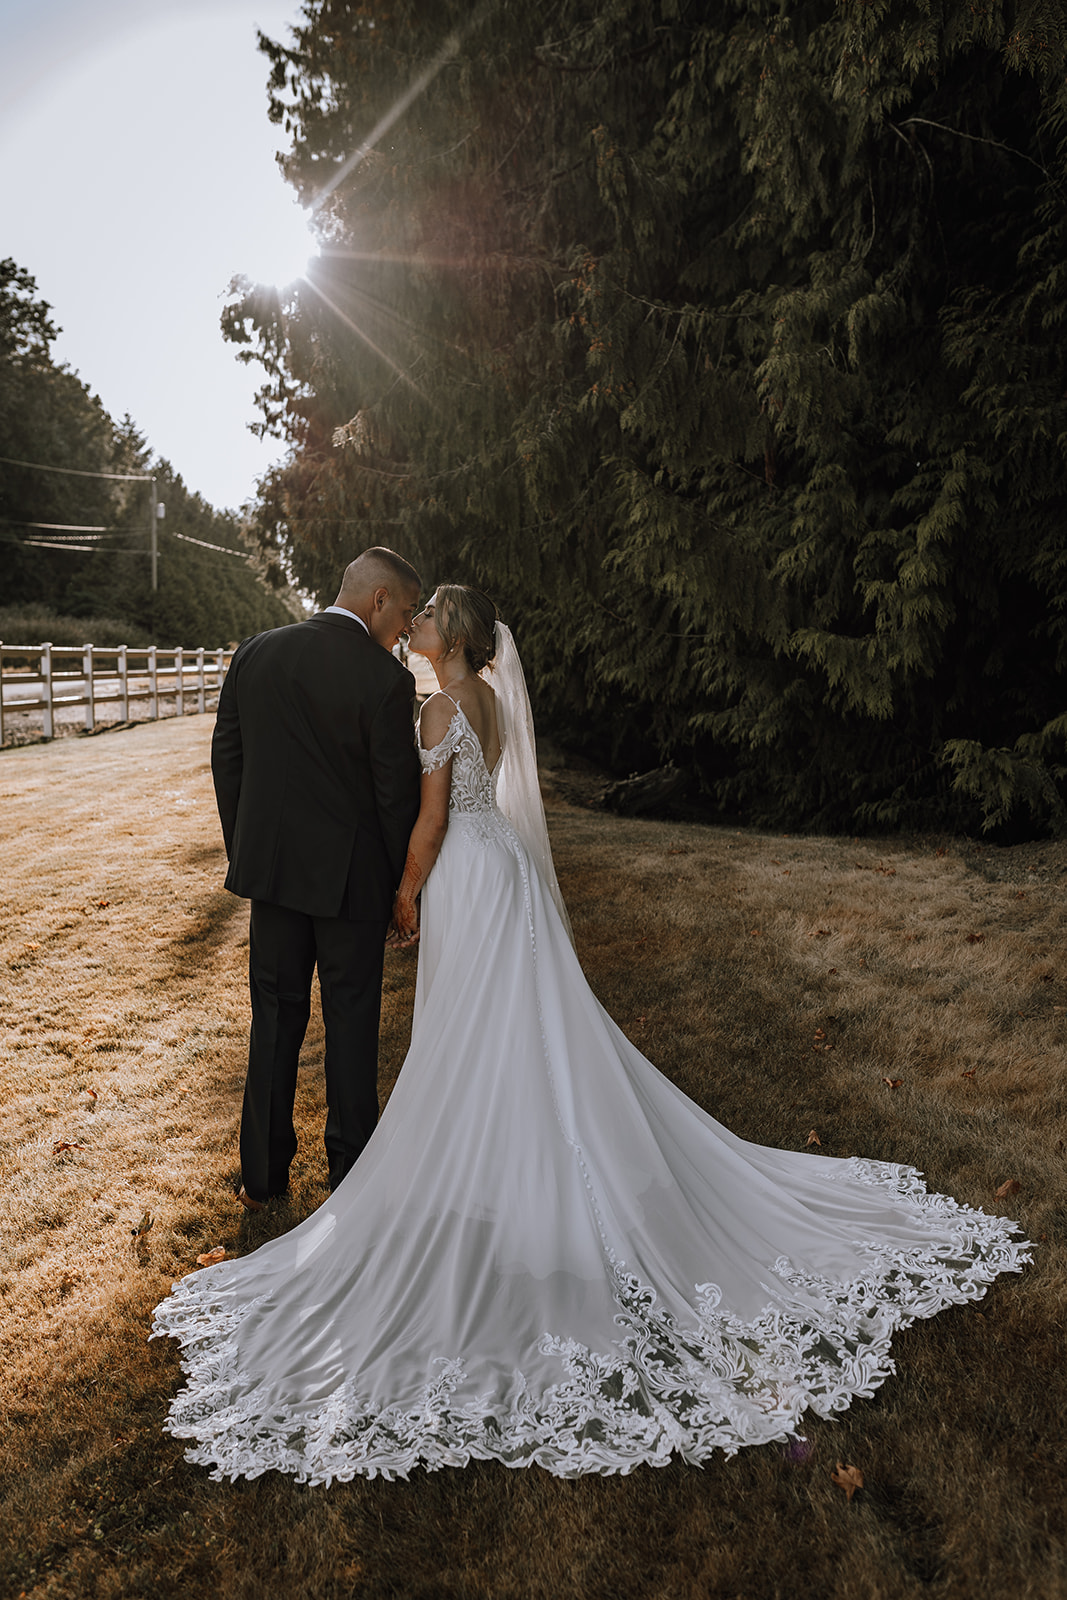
[386,850,424,949]
[386,894,420,948]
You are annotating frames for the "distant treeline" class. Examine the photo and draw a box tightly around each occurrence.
[228,0,1067,837]
[0,258,298,648]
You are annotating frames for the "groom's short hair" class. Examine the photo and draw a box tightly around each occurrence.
[344,547,420,592]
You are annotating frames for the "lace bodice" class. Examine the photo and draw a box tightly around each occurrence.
[418,700,502,816]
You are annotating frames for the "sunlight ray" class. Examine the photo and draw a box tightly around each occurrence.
[319,245,515,272]
[301,273,429,403]
[308,28,465,221]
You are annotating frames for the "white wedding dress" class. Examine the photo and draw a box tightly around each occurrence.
[153,673,1029,1484]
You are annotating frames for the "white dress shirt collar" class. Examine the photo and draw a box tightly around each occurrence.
[323,604,369,634]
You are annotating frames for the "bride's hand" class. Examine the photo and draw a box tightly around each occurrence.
[387,893,420,947]
[387,850,423,948]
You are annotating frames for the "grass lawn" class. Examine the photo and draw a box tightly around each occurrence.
[0,714,1064,1599]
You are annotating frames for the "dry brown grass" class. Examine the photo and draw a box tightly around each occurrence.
[1,717,1064,1600]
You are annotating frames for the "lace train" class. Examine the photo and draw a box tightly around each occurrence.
[154,702,1029,1483]
[152,1158,1027,1485]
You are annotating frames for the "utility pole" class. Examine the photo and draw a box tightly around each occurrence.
[150,477,158,590]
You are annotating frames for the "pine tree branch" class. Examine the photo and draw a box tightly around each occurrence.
[898,117,1049,178]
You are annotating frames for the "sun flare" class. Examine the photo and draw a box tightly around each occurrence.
[242,192,318,290]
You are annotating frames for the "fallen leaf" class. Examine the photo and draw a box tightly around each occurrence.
[828,967,838,975]
[52,1141,85,1155]
[131,1211,154,1238]
[196,1246,227,1267]
[806,1129,822,1147]
[877,864,896,877]
[883,1078,903,1089]
[831,1462,864,1501]
[813,1029,826,1040]
[994,1179,1021,1200]
[961,1068,977,1080]
[749,928,762,937]
[966,932,985,944]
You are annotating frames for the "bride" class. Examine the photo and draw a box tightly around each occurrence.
[153,585,1029,1484]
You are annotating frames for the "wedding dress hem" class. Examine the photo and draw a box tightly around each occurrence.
[153,690,1029,1486]
[152,1156,1028,1485]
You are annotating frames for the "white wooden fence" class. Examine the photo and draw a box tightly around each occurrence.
[0,642,234,746]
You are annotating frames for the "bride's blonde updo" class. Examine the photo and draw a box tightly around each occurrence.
[435,584,499,674]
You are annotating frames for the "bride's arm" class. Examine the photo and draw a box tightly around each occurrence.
[389,695,455,944]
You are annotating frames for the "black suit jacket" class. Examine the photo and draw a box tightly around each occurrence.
[211,613,421,922]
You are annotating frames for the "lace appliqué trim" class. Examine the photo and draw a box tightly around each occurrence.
[417,715,463,774]
[419,704,502,846]
[151,1160,1029,1485]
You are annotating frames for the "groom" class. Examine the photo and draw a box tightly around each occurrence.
[211,547,422,1207]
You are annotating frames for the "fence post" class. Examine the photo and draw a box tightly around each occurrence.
[41,642,54,739]
[175,646,184,717]
[117,645,128,721]
[196,647,205,713]
[0,641,5,748]
[216,648,225,696]
[147,645,158,719]
[83,644,96,731]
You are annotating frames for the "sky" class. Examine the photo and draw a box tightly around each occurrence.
[1,0,316,512]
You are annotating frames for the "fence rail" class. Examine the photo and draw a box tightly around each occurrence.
[0,641,234,746]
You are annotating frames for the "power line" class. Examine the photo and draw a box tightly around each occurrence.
[170,529,250,558]
[0,523,246,559]
[20,538,146,554]
[3,520,110,533]
[0,452,150,482]
[0,529,147,554]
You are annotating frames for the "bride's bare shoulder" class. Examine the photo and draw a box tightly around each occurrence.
[418,691,459,749]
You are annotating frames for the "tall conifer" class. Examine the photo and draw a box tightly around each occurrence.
[233,0,1067,833]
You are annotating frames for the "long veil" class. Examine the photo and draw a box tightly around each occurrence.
[485,622,574,944]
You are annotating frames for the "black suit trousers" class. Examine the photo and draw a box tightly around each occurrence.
[242,900,388,1199]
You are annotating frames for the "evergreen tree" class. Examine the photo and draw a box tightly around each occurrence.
[230,0,1067,834]
[1,261,297,646]
[1,258,116,606]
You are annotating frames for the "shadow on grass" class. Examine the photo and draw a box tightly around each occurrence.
[4,1257,1062,1600]
[4,808,1065,1598]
